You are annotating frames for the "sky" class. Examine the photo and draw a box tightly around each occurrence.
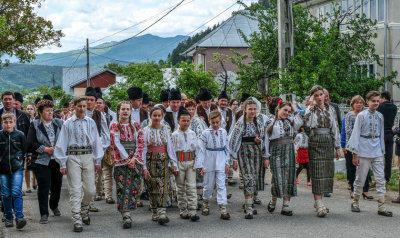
[36,0,257,54]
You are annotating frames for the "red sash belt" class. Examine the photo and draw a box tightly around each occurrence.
[176,151,194,162]
[148,145,167,153]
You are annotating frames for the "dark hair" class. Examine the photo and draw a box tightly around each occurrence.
[229,99,238,106]
[267,101,293,136]
[1,91,14,100]
[380,91,391,101]
[310,85,324,96]
[73,96,88,106]
[105,101,112,108]
[62,102,69,108]
[149,106,165,117]
[54,109,62,114]
[366,91,381,100]
[36,100,54,114]
[268,97,282,115]
[243,98,260,136]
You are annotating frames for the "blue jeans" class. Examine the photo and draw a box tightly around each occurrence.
[0,170,24,220]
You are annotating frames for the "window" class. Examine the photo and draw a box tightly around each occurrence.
[324,4,332,16]
[370,0,377,20]
[362,0,370,18]
[355,0,361,16]
[378,0,384,22]
[348,0,354,11]
[342,0,348,13]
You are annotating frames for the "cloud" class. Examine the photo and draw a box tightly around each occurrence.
[36,0,256,53]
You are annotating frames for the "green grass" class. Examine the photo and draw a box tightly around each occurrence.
[334,170,399,191]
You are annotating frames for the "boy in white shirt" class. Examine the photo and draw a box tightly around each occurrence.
[172,107,200,222]
[347,91,392,217]
[195,110,231,220]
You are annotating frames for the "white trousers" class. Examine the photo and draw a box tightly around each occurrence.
[203,171,227,205]
[175,160,197,212]
[66,154,95,224]
[354,156,386,197]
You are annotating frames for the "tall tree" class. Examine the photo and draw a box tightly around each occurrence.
[0,0,64,69]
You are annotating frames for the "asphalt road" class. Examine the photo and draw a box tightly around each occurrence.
[2,171,400,238]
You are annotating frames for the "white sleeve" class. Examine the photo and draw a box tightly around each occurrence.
[346,114,362,154]
[166,127,178,169]
[54,122,69,169]
[142,128,148,170]
[293,112,303,132]
[194,131,206,169]
[100,113,110,151]
[92,121,105,165]
[294,133,301,151]
[264,129,271,159]
[224,130,230,166]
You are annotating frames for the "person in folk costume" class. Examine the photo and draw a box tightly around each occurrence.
[14,92,23,110]
[141,104,170,129]
[195,110,231,220]
[127,86,148,124]
[196,87,218,127]
[347,91,393,217]
[164,88,182,132]
[229,97,265,219]
[85,87,110,212]
[295,126,311,186]
[172,106,200,222]
[160,89,170,109]
[217,91,234,135]
[142,106,179,225]
[141,92,150,112]
[264,101,302,216]
[54,96,104,232]
[109,101,146,229]
[183,99,207,208]
[303,85,341,218]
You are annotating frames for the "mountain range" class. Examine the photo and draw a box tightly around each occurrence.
[0,34,188,91]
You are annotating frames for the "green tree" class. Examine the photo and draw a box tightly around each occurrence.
[0,0,64,69]
[174,61,219,99]
[105,62,170,109]
[26,85,72,109]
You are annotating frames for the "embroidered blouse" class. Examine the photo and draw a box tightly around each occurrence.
[172,129,198,153]
[294,132,308,151]
[264,113,303,159]
[303,105,340,149]
[109,122,145,166]
[141,125,178,170]
[345,111,357,145]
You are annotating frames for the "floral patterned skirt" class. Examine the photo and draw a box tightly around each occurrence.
[269,143,297,198]
[114,164,142,212]
[238,142,262,196]
[145,151,172,208]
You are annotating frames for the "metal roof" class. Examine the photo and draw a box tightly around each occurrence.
[182,10,260,56]
[62,67,117,94]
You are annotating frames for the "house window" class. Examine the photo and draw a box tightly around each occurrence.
[348,0,354,11]
[342,0,348,13]
[370,0,377,20]
[355,0,361,16]
[362,0,370,18]
[378,0,384,22]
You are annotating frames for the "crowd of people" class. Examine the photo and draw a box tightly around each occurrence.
[0,84,398,232]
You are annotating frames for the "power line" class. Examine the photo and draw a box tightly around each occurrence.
[92,0,186,50]
[62,48,86,75]
[136,1,238,61]
[89,51,132,64]
[33,50,84,64]
[90,0,196,45]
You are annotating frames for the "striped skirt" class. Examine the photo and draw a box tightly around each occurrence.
[270,143,297,198]
[238,142,263,195]
[145,151,172,208]
[308,133,334,194]
[114,164,142,212]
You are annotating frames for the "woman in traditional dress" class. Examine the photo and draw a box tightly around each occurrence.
[304,85,341,217]
[229,98,264,219]
[142,107,178,225]
[264,101,302,216]
[109,101,145,229]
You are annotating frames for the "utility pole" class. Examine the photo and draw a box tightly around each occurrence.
[51,73,55,88]
[86,38,90,87]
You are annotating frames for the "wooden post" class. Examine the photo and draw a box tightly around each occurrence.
[86,38,90,87]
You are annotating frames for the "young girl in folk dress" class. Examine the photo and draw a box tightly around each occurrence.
[142,107,179,225]
[109,101,145,229]
[295,126,311,186]
[229,98,264,219]
[264,102,302,216]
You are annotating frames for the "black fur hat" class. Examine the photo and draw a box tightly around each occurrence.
[195,94,200,104]
[240,93,251,103]
[43,94,53,101]
[159,89,170,102]
[198,87,212,101]
[14,92,23,104]
[94,86,102,99]
[168,88,181,101]
[127,86,143,100]
[218,90,229,100]
[143,92,150,104]
[85,87,97,98]
[178,106,190,119]
[34,97,41,105]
